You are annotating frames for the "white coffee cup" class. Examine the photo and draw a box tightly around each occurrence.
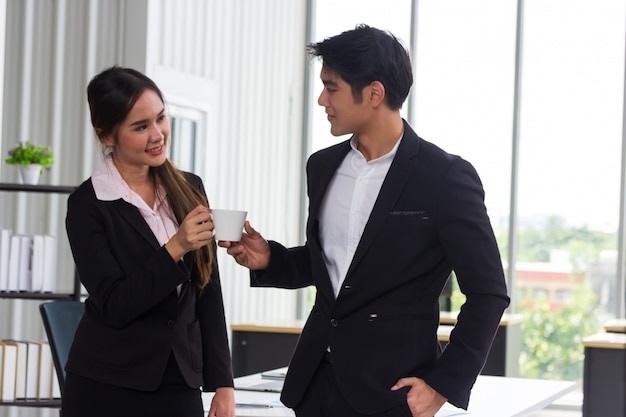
[211,209,247,241]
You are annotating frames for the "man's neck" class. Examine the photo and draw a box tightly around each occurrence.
[355,114,404,161]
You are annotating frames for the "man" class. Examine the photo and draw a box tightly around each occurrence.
[220,24,510,417]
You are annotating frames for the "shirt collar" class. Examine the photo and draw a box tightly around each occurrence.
[349,131,404,163]
[92,154,131,202]
[91,154,166,207]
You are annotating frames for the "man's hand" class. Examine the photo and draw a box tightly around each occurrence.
[217,220,271,270]
[391,377,447,417]
[207,387,235,417]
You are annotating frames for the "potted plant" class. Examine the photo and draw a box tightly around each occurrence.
[5,141,54,184]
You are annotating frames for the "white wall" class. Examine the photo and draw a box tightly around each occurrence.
[141,0,310,326]
[0,4,309,413]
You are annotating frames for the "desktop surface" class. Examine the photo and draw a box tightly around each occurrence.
[202,370,575,417]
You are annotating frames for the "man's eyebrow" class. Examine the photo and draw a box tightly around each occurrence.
[322,79,338,86]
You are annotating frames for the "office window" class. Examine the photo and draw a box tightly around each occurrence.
[411,0,516,255]
[517,0,624,318]
[167,104,207,175]
[516,0,624,380]
[306,0,626,387]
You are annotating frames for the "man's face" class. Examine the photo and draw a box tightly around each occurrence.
[317,65,370,137]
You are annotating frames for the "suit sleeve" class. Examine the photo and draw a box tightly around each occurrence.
[250,241,314,289]
[199,249,234,390]
[422,158,510,409]
[250,153,319,289]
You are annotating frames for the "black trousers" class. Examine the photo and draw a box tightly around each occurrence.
[61,353,203,417]
[294,353,413,417]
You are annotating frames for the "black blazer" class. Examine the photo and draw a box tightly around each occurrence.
[65,173,233,392]
[251,121,510,413]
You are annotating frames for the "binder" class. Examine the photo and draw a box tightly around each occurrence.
[17,235,33,292]
[7,340,28,399]
[31,235,45,293]
[0,341,18,401]
[38,341,53,400]
[25,341,41,399]
[0,229,11,291]
[7,235,21,292]
[42,236,57,293]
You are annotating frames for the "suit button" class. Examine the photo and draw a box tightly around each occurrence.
[330,319,338,327]
[166,320,176,327]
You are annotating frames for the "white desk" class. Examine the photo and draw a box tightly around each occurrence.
[203,372,576,417]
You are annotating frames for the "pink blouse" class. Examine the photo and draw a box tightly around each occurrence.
[91,155,181,293]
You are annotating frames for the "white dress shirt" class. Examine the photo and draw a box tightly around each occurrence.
[318,134,402,298]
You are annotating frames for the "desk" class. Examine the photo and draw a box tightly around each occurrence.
[582,332,626,416]
[603,318,626,333]
[202,372,575,417]
[231,321,305,377]
[231,313,522,378]
[439,312,522,377]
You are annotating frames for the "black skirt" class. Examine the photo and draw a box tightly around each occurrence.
[61,353,203,417]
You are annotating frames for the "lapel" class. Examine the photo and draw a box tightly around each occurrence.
[110,197,193,304]
[343,121,421,279]
[109,199,161,248]
[307,140,352,301]
[307,140,352,244]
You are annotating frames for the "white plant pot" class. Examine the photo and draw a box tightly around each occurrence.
[18,164,42,185]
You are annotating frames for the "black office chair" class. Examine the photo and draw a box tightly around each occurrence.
[39,300,84,396]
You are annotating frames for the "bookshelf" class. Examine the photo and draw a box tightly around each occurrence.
[0,182,78,408]
[0,183,75,194]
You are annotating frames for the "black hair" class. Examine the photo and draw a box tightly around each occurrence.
[87,66,165,140]
[307,24,413,110]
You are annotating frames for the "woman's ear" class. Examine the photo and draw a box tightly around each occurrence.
[96,129,115,148]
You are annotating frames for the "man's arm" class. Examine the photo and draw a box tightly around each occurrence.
[422,157,510,409]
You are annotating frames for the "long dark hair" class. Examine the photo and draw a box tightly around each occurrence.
[87,66,214,290]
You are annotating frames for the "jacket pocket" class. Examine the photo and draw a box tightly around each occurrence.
[366,313,433,322]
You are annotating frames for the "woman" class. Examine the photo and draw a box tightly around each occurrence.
[63,66,235,417]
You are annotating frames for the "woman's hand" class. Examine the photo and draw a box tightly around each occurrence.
[207,387,235,417]
[217,220,271,270]
[165,205,213,260]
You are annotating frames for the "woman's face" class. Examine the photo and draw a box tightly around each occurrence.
[101,89,170,174]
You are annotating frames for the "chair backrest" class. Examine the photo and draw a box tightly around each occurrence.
[39,300,84,394]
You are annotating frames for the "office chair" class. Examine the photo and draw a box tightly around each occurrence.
[39,300,84,395]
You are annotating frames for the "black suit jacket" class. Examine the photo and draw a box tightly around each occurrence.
[251,121,509,413]
[65,173,233,392]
